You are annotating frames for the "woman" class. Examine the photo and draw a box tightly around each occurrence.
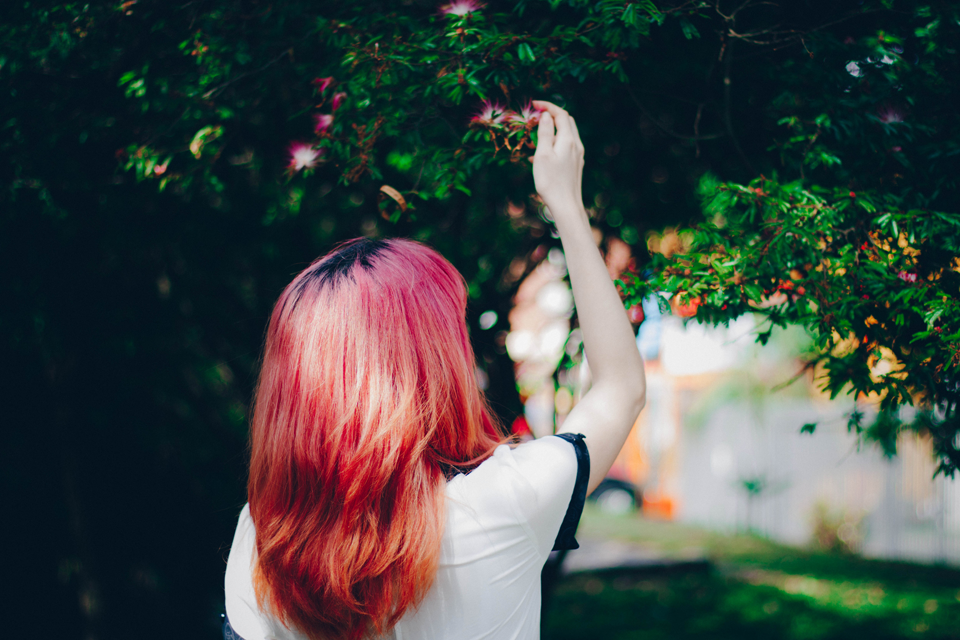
[224,101,646,640]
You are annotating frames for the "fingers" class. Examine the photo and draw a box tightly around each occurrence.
[532,100,565,120]
[532,100,578,149]
[536,112,555,154]
[533,99,584,165]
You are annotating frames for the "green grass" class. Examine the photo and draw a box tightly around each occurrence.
[542,506,960,640]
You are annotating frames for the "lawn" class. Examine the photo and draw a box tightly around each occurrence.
[542,506,960,640]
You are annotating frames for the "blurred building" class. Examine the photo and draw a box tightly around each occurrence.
[644,312,960,565]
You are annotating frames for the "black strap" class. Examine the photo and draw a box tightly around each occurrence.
[550,433,590,551]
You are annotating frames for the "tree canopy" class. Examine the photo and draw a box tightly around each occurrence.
[3,0,960,636]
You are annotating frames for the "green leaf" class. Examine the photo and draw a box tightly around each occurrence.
[517,43,535,63]
[679,19,699,40]
[744,284,763,300]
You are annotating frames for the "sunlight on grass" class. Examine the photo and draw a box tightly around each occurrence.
[544,506,960,640]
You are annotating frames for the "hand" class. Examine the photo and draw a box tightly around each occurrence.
[531,100,585,216]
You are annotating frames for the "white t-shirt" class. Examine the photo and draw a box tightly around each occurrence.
[224,435,579,640]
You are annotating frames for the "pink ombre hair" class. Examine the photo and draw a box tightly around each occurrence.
[248,238,503,640]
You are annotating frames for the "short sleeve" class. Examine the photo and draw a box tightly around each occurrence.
[497,434,589,559]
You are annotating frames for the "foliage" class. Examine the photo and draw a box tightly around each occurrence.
[624,2,960,475]
[10,0,950,472]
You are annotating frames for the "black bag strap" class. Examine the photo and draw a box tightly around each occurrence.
[550,433,590,551]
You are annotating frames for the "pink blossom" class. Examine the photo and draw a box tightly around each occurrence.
[312,76,334,93]
[877,104,904,124]
[314,113,334,133]
[440,0,484,15]
[898,270,918,283]
[331,92,347,111]
[288,142,322,171]
[470,100,507,126]
[508,101,544,127]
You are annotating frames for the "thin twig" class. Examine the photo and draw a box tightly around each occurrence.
[626,85,725,141]
[201,34,313,100]
[721,37,756,174]
[770,361,815,392]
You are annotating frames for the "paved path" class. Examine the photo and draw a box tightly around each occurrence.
[561,536,711,576]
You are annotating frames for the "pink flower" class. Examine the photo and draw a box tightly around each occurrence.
[877,104,904,124]
[507,101,544,127]
[314,113,334,133]
[470,100,507,126]
[331,92,347,112]
[312,76,334,93]
[898,271,918,283]
[288,142,322,171]
[440,0,484,15]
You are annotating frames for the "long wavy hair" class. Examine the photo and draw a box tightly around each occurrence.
[248,238,503,640]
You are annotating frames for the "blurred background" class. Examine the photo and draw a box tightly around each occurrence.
[513,253,960,567]
[515,242,960,638]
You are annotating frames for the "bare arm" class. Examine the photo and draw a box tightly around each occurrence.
[531,100,647,494]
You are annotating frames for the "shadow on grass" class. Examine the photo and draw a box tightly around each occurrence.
[547,509,960,640]
[543,568,960,640]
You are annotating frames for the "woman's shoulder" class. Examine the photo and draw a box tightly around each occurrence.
[449,436,578,510]
[474,435,577,477]
[449,434,565,476]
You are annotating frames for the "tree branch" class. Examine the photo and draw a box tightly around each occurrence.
[721,36,756,174]
[626,85,725,142]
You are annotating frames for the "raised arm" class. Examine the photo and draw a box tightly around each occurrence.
[530,100,647,494]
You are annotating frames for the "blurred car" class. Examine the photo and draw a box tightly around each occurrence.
[588,477,640,515]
